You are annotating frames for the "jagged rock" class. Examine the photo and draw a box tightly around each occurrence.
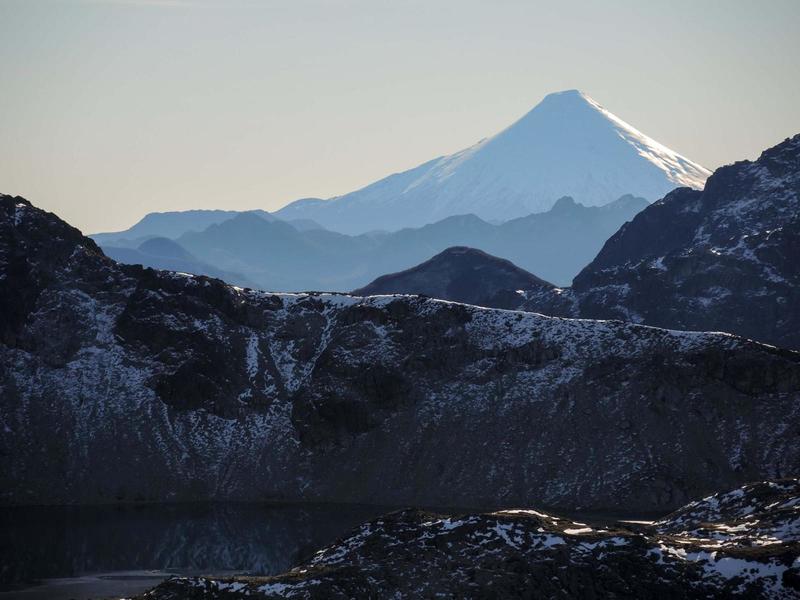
[139,479,800,599]
[519,134,800,350]
[1,195,800,512]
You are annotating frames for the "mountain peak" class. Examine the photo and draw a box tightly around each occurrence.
[493,89,711,190]
[538,88,591,104]
[514,89,600,122]
[548,88,584,96]
[550,196,580,212]
[138,236,194,261]
[351,245,554,308]
[277,91,712,234]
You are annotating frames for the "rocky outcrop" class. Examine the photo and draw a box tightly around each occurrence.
[140,479,800,599]
[2,194,800,511]
[518,134,800,350]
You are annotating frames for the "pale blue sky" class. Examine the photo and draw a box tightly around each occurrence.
[1,0,798,233]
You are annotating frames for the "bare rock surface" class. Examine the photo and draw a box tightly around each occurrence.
[2,195,799,511]
[520,134,800,350]
[140,480,800,599]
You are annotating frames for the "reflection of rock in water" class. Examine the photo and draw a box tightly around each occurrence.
[144,480,800,600]
[0,503,384,587]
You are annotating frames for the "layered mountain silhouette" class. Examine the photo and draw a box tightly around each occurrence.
[275,90,711,233]
[102,236,256,288]
[98,194,646,290]
[359,135,800,350]
[91,209,323,248]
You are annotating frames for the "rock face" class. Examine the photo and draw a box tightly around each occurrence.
[351,246,556,309]
[2,194,800,511]
[518,134,800,350]
[275,90,709,233]
[141,479,800,599]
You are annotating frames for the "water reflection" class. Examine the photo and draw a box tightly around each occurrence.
[0,502,386,588]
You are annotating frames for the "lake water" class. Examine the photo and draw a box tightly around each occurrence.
[0,502,665,599]
[0,502,388,599]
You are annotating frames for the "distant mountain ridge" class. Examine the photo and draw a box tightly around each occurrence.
[102,236,256,288]
[275,90,710,233]
[99,194,646,291]
[91,208,323,247]
[352,247,558,310]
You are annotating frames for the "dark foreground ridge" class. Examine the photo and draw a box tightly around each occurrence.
[1,194,800,511]
[140,479,800,599]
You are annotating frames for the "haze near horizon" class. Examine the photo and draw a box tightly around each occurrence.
[1,0,799,233]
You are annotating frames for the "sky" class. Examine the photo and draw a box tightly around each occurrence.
[1,0,799,234]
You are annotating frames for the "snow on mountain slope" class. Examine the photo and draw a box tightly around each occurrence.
[3,194,800,512]
[275,90,711,234]
[550,133,800,350]
[145,480,800,600]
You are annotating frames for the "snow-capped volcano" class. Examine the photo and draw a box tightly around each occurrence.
[276,90,711,234]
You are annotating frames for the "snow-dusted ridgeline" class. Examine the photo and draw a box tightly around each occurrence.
[144,479,800,599]
[515,133,800,351]
[1,194,799,511]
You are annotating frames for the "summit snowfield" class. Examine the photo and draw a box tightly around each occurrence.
[276,90,711,234]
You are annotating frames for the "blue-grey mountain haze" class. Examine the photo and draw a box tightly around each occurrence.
[1,0,798,233]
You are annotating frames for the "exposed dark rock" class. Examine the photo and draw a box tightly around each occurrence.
[1,194,800,512]
[139,479,800,599]
[517,134,800,350]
